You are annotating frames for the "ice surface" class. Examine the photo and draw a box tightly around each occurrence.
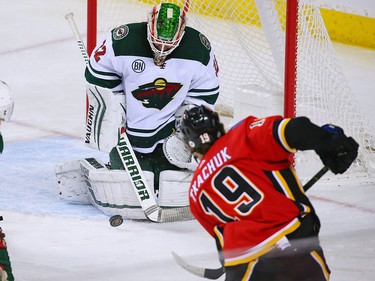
[0,1,374,280]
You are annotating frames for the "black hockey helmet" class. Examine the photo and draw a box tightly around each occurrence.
[180,105,225,154]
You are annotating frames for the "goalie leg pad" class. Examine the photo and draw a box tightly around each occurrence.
[158,170,193,207]
[83,165,155,220]
[57,160,194,221]
[55,160,92,204]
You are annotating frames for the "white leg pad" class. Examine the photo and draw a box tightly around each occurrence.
[56,160,193,221]
[55,159,94,204]
[82,160,154,220]
[158,170,193,207]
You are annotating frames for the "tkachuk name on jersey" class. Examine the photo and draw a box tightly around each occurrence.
[190,147,231,202]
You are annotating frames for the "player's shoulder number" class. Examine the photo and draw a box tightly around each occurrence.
[93,40,107,62]
[249,118,265,129]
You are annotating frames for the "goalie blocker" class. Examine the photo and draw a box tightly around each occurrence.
[85,84,125,153]
[55,158,194,221]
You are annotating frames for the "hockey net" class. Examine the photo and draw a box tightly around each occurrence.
[88,0,375,183]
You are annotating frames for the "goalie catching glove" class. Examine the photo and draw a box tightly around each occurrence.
[163,101,199,171]
[163,132,199,171]
[315,124,359,174]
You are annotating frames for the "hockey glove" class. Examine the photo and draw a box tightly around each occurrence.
[163,133,198,171]
[315,124,359,174]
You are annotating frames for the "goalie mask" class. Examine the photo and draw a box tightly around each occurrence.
[0,81,14,122]
[180,105,225,154]
[147,3,186,66]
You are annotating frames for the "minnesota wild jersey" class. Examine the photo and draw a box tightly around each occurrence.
[85,22,220,153]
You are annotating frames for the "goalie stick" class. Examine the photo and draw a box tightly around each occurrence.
[172,166,329,279]
[116,129,162,222]
[65,13,89,64]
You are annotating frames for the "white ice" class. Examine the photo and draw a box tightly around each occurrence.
[0,1,374,280]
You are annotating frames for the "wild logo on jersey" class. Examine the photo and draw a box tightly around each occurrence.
[132,78,182,110]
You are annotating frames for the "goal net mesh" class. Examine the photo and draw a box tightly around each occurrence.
[91,0,375,183]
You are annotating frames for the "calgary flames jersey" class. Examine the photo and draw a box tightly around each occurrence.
[189,115,316,266]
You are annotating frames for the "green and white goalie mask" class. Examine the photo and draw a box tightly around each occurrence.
[147,3,186,65]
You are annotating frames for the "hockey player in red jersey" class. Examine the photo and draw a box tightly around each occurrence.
[180,105,359,281]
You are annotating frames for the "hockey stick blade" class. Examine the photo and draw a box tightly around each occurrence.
[144,205,162,222]
[172,166,328,279]
[171,252,224,280]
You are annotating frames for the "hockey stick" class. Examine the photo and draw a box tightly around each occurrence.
[65,12,162,222]
[65,12,89,63]
[303,165,329,192]
[172,251,224,280]
[116,129,162,222]
[172,166,329,279]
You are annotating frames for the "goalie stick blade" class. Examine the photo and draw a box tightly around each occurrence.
[144,205,162,222]
[171,251,225,280]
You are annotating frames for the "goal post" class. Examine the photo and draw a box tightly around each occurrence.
[86,0,375,182]
[87,0,97,55]
[284,0,298,118]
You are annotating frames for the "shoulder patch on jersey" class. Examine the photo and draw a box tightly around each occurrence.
[113,25,129,40]
[199,33,211,51]
[131,59,146,73]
